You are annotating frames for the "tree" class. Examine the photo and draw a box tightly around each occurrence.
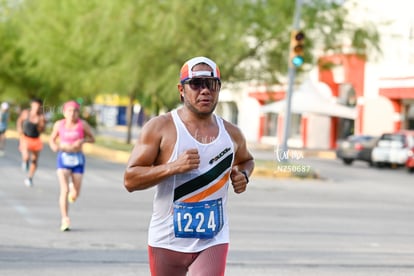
[0,0,380,143]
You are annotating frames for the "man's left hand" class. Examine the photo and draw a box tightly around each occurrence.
[230,167,248,194]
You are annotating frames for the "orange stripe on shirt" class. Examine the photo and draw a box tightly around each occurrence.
[183,171,230,203]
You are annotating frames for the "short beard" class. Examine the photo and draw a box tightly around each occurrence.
[183,97,217,118]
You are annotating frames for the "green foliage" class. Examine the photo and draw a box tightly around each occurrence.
[0,0,381,111]
[82,112,97,129]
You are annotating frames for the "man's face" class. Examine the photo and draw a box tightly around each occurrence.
[179,63,221,116]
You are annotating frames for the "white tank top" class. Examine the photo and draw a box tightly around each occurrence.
[148,109,234,252]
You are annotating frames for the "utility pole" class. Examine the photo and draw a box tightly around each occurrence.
[280,0,303,158]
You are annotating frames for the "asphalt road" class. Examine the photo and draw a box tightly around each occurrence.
[1,138,414,275]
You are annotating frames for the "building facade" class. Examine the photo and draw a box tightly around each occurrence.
[218,0,414,149]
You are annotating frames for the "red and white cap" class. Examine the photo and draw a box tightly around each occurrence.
[180,56,220,83]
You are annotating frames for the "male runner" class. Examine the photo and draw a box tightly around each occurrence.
[124,56,254,275]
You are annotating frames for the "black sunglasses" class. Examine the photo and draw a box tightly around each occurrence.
[182,78,221,91]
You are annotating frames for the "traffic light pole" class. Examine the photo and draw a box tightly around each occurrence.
[280,0,303,160]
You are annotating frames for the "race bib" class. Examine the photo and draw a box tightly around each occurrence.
[173,198,223,239]
[61,152,83,167]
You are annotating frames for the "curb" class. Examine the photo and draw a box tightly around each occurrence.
[252,167,320,179]
[6,130,314,179]
[6,130,131,164]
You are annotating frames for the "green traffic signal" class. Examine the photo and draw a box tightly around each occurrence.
[292,56,304,67]
[289,30,305,68]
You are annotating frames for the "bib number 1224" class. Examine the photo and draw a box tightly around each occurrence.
[173,198,223,239]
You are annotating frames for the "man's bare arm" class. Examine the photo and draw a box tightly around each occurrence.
[124,116,200,192]
[225,122,255,194]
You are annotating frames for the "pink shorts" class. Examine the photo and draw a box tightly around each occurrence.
[148,243,229,276]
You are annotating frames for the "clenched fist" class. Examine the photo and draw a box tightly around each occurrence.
[230,167,248,194]
[174,148,200,173]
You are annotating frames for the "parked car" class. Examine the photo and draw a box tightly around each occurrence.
[406,148,414,173]
[371,130,414,168]
[336,135,378,165]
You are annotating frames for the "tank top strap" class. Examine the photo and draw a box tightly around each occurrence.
[171,109,185,134]
[171,109,196,141]
[171,109,179,127]
[215,115,225,135]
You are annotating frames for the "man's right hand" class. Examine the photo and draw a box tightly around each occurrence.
[174,148,200,173]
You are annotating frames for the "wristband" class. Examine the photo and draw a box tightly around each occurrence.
[241,170,249,184]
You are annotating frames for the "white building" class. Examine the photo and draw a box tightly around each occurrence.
[218,0,414,149]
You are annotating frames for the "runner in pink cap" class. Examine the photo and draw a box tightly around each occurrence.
[49,100,95,231]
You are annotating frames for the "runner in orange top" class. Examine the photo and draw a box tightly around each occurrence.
[16,98,46,187]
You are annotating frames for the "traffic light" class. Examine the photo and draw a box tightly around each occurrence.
[289,30,305,68]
